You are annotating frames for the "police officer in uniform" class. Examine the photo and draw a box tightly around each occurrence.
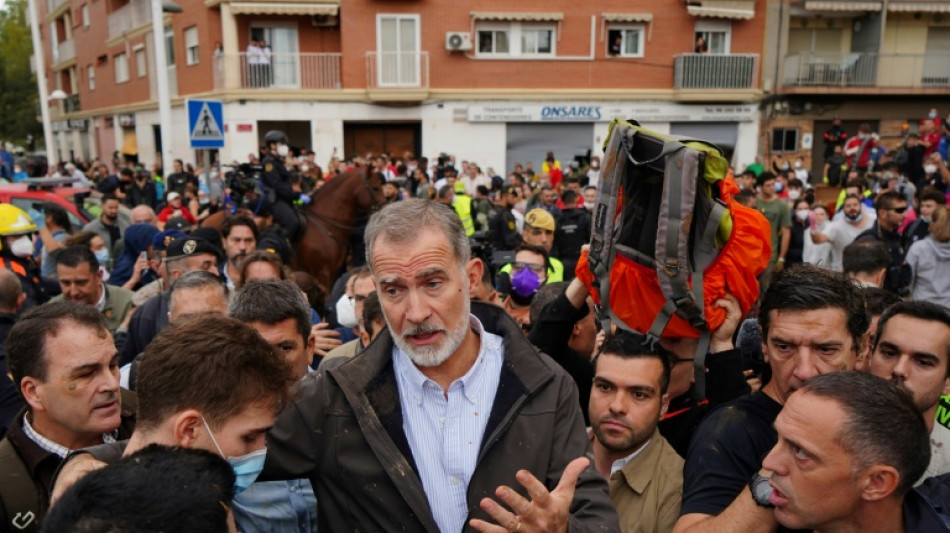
[260,130,309,240]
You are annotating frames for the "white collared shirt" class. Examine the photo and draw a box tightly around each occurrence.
[392,314,504,533]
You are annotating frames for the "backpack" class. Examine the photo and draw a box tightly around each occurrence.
[577,119,770,399]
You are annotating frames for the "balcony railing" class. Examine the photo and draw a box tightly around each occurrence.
[366,51,429,89]
[64,94,81,113]
[213,53,341,90]
[674,53,758,89]
[784,52,950,88]
[55,39,75,64]
[108,0,152,40]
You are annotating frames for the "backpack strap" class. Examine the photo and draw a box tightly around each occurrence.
[589,122,629,336]
[0,438,41,533]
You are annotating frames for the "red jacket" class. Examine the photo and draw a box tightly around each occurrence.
[157,205,196,224]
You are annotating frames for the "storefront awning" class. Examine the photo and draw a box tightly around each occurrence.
[804,1,883,12]
[887,2,950,12]
[602,13,654,23]
[686,1,756,20]
[471,12,564,22]
[230,2,338,15]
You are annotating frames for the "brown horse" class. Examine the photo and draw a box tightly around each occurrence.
[295,169,385,290]
[201,168,385,291]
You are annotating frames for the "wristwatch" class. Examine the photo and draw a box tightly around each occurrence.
[748,473,775,508]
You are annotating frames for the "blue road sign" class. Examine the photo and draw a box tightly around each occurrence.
[187,99,224,149]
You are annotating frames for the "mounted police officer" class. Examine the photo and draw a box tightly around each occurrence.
[261,130,309,240]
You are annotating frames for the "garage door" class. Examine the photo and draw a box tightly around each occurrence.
[506,123,594,176]
[670,122,738,163]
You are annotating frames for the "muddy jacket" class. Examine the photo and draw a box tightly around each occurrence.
[261,301,620,532]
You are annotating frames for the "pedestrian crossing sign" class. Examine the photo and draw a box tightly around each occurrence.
[187,99,224,149]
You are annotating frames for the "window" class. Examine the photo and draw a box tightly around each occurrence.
[475,22,556,57]
[165,27,175,66]
[521,25,553,55]
[771,128,798,152]
[477,29,509,54]
[184,26,199,65]
[87,64,95,90]
[695,20,731,54]
[115,52,129,83]
[135,46,146,77]
[81,4,89,29]
[606,26,645,57]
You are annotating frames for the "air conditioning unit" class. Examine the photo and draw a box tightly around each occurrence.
[445,32,472,52]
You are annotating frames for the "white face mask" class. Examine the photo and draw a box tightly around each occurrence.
[787,189,801,201]
[795,209,810,222]
[335,294,358,328]
[9,235,33,258]
[793,161,802,169]
[276,144,290,157]
[925,164,938,174]
[301,165,310,173]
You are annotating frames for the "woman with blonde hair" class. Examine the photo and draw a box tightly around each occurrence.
[906,205,950,307]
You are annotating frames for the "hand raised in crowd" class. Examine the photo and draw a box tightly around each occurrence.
[709,293,741,353]
[311,322,342,357]
[470,456,590,533]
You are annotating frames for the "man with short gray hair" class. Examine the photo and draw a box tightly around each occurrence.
[119,270,228,389]
[259,199,619,532]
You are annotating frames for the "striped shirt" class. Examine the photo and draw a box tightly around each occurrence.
[392,315,504,533]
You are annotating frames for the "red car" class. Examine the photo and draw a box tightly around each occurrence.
[0,178,96,229]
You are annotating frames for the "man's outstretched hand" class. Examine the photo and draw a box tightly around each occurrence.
[470,456,589,533]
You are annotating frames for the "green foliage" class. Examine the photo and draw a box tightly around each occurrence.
[0,0,42,146]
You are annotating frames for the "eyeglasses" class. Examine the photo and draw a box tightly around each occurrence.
[887,206,908,214]
[511,262,546,274]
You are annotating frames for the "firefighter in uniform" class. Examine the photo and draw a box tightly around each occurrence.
[260,130,309,240]
[0,204,47,309]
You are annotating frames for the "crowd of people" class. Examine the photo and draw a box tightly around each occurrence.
[0,111,947,533]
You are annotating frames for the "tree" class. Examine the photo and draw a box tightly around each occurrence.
[0,0,43,147]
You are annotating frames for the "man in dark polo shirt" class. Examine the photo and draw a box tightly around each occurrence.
[0,302,136,532]
[673,265,868,533]
[763,372,944,532]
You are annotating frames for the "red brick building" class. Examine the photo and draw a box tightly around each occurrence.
[38,0,770,172]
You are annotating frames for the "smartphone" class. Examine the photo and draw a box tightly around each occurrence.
[139,251,148,262]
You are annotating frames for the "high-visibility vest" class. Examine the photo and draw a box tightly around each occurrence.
[453,194,475,237]
[499,256,565,283]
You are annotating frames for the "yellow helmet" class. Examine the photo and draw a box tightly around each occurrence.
[453,180,466,194]
[0,204,38,237]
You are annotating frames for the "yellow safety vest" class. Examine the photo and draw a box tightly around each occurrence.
[453,194,475,237]
[499,257,565,283]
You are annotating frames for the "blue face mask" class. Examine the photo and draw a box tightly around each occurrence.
[845,211,863,223]
[774,182,784,192]
[201,417,267,493]
[94,249,110,265]
[511,266,542,297]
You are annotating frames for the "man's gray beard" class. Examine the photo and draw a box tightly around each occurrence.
[389,298,470,368]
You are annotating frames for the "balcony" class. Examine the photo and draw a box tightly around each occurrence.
[783,52,950,92]
[54,39,75,66]
[108,0,152,41]
[365,51,429,101]
[46,0,68,17]
[674,53,758,90]
[64,94,81,113]
[212,53,341,90]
